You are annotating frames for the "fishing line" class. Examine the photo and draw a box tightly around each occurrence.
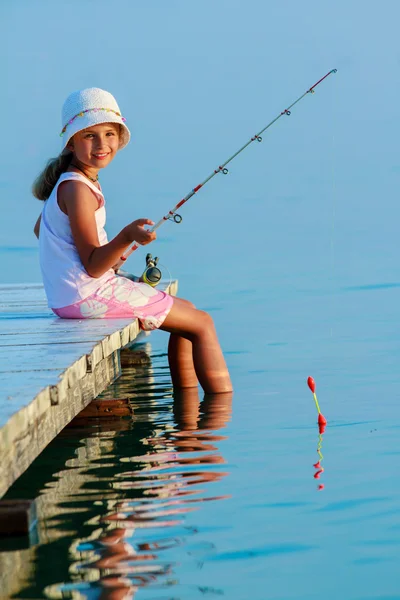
[157,263,173,288]
[329,77,338,339]
[116,69,338,269]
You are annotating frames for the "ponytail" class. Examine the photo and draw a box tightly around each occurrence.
[32,151,73,201]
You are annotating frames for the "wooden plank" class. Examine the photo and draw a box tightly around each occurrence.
[0,279,178,498]
[0,333,109,345]
[0,283,49,307]
[0,353,122,497]
[0,342,101,373]
[0,317,132,335]
[73,398,133,418]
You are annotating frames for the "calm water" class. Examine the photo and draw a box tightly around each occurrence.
[2,153,400,597]
[2,251,400,599]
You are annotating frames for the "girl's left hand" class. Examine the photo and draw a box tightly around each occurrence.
[124,219,156,245]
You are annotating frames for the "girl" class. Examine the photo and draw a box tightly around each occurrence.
[33,87,232,394]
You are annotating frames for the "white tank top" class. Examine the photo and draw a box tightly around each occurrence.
[39,172,114,309]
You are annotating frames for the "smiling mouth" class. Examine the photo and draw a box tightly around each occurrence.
[93,153,109,159]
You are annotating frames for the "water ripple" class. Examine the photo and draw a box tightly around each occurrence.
[17,350,233,599]
[208,543,315,561]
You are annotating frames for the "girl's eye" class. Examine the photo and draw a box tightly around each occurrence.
[106,131,115,136]
[84,134,94,139]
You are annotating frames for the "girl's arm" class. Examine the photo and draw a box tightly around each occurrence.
[34,214,41,239]
[59,181,156,278]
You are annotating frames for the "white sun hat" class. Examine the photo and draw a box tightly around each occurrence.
[60,87,131,151]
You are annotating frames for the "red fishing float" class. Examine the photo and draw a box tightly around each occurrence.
[307,376,316,393]
[308,376,328,491]
[307,376,327,426]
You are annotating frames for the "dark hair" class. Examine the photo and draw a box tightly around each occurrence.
[32,151,73,201]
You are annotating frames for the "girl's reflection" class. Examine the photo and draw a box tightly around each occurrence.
[91,389,232,599]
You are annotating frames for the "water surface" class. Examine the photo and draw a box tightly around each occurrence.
[2,294,400,599]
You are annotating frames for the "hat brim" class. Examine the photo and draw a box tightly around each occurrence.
[61,111,131,151]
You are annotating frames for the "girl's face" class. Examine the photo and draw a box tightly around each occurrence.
[68,123,120,170]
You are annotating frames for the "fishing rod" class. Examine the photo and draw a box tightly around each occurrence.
[117,68,337,270]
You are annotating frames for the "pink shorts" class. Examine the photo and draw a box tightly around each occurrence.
[52,276,174,331]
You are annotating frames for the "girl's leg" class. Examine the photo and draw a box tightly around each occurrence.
[168,334,198,388]
[167,298,198,389]
[161,300,232,394]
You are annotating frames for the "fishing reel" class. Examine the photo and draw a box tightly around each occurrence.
[117,253,162,287]
[140,254,162,287]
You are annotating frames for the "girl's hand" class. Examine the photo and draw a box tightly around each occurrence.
[124,219,156,245]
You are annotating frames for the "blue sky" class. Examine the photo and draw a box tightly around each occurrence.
[1,0,399,284]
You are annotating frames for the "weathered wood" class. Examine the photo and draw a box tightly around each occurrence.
[72,397,133,418]
[0,353,122,496]
[120,348,152,366]
[0,499,37,536]
[0,280,178,498]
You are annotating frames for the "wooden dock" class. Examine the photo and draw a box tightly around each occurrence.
[0,280,177,499]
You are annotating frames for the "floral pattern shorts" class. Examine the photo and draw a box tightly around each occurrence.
[52,276,174,331]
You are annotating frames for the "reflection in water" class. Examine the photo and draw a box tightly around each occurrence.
[313,422,326,491]
[3,344,232,599]
[76,390,232,599]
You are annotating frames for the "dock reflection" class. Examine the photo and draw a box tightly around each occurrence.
[39,359,232,600]
[1,345,232,600]
[0,344,232,600]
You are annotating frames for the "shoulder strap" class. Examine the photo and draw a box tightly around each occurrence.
[57,171,104,198]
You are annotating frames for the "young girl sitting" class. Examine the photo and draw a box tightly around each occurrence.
[33,87,232,395]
